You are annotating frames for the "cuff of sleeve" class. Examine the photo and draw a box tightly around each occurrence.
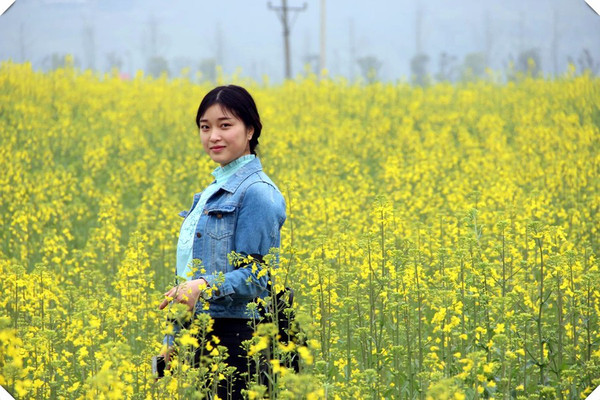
[201,274,234,300]
[163,334,175,347]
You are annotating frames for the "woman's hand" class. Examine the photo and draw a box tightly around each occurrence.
[159,278,208,311]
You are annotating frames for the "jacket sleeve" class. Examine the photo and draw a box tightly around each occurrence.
[201,181,286,301]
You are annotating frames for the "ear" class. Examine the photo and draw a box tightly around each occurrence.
[246,126,254,140]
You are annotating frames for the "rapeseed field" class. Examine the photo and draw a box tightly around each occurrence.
[0,60,599,399]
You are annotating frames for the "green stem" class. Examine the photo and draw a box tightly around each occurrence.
[536,237,545,388]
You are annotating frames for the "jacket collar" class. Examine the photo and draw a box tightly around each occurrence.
[219,156,263,193]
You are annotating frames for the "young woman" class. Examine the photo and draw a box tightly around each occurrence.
[158,85,286,398]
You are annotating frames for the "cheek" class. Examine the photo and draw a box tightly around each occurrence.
[200,135,209,150]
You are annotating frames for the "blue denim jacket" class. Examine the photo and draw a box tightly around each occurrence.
[178,157,286,319]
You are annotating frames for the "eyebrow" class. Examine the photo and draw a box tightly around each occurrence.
[199,116,233,123]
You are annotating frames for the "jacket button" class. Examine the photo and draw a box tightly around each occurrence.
[196,232,202,238]
[216,213,223,219]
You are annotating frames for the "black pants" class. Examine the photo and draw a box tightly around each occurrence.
[194,318,254,400]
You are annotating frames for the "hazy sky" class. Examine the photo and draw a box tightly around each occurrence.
[1,0,599,82]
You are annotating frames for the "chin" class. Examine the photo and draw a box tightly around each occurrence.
[213,157,232,166]
[209,154,227,163]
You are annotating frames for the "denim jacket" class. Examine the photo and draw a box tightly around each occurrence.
[178,157,286,319]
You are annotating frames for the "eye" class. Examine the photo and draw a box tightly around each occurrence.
[200,124,209,131]
[221,123,231,128]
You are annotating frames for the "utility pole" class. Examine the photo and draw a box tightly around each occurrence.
[551,9,558,76]
[319,0,326,74]
[82,23,96,71]
[216,23,224,69]
[416,2,422,55]
[151,18,157,57]
[349,19,355,80]
[19,23,26,63]
[484,10,492,69]
[268,0,307,79]
[518,12,524,55]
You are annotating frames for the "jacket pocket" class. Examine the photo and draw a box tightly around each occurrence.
[205,204,237,272]
[205,204,236,240]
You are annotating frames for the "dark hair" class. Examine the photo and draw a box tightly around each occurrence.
[195,85,262,155]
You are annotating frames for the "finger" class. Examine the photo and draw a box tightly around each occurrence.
[170,293,185,305]
[159,295,174,309]
[158,298,168,310]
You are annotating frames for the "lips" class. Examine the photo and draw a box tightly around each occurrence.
[211,146,225,152]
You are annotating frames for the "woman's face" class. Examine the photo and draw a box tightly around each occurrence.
[199,104,253,167]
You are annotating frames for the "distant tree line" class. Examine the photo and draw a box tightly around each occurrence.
[405,47,599,86]
[37,46,600,85]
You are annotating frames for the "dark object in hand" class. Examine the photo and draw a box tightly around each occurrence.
[152,355,166,378]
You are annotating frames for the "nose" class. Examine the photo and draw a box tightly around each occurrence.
[209,130,221,142]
